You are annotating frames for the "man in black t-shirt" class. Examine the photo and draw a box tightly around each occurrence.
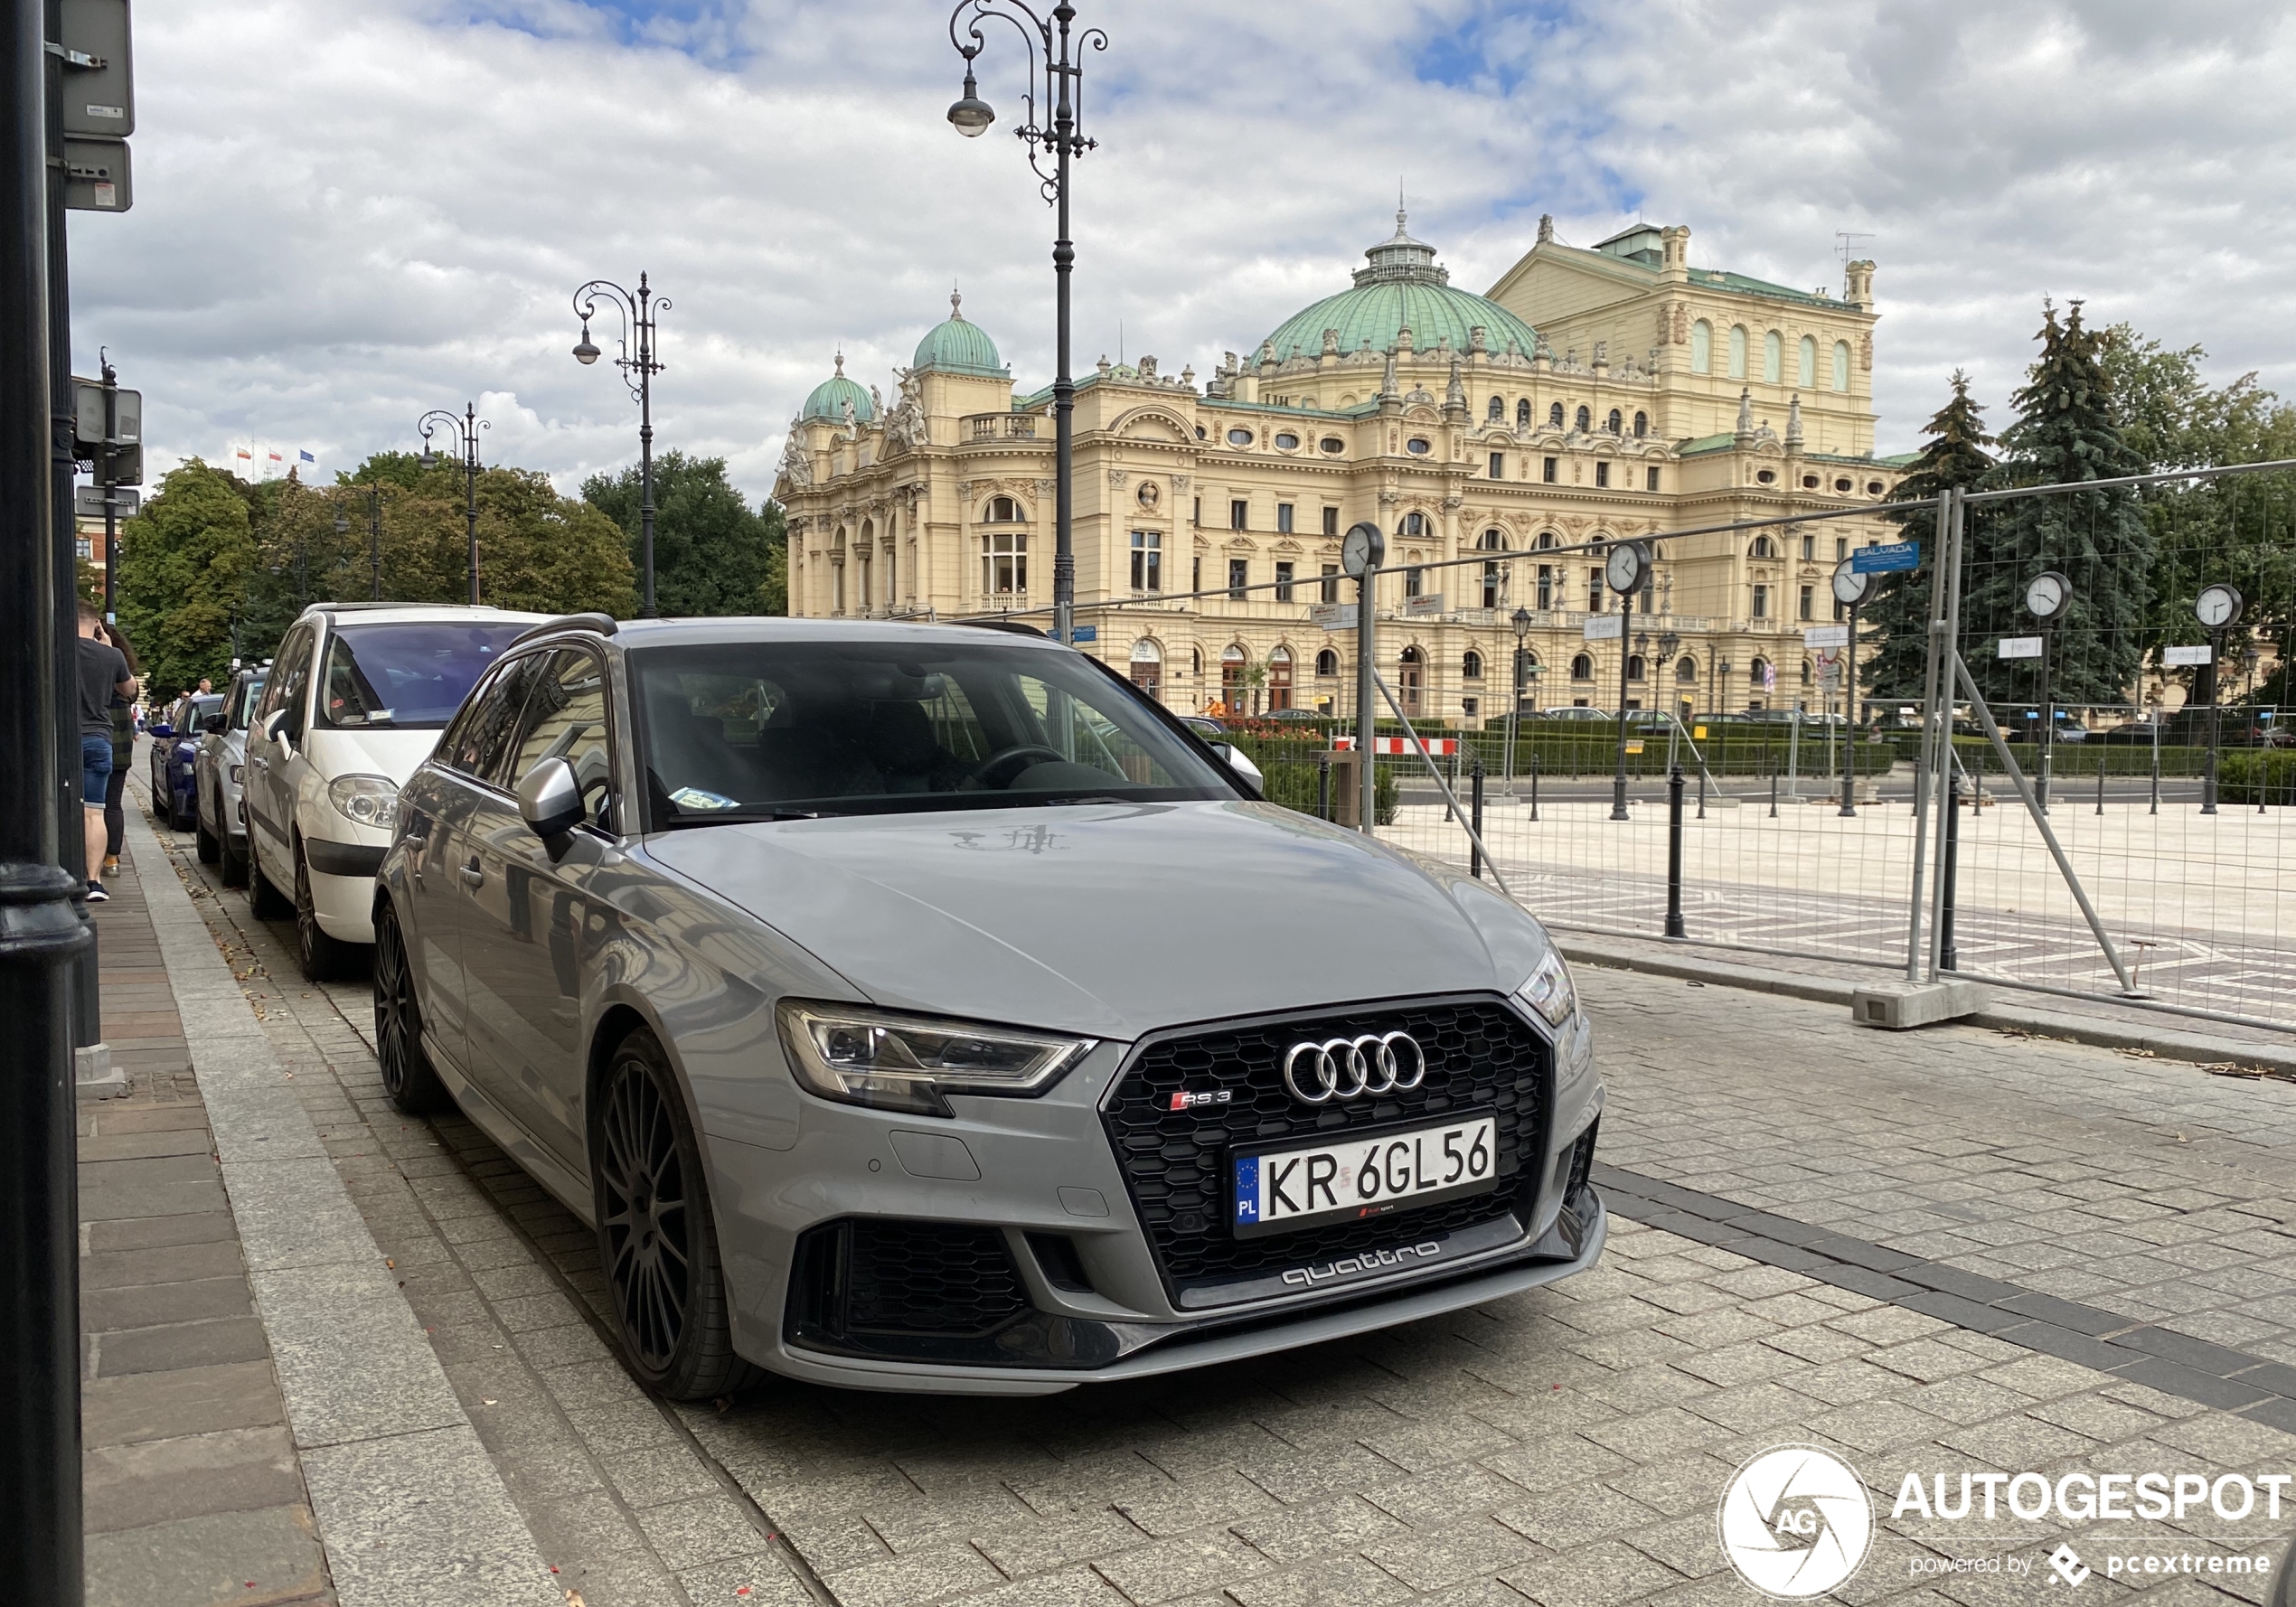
[77,601,136,901]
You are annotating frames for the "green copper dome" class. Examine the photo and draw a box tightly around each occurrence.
[1259,210,1539,364]
[799,353,875,424]
[912,291,1005,375]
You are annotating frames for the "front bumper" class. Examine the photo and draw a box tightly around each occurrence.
[701,993,1604,1395]
[304,844,387,944]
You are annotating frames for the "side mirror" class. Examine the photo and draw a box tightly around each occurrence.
[149,722,174,738]
[202,714,228,735]
[259,710,287,744]
[517,757,586,840]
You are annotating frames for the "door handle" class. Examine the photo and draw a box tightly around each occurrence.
[459,860,484,888]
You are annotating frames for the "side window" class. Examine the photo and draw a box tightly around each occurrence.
[508,651,616,828]
[264,628,315,738]
[439,656,540,784]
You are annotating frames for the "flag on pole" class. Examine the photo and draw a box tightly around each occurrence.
[298,449,315,464]
[268,450,281,462]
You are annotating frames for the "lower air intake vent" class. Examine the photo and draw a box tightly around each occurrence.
[789,1218,1030,1341]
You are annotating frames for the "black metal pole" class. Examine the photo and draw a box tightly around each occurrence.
[1469,757,1484,879]
[1316,750,1331,822]
[637,276,656,618]
[99,354,115,620]
[368,485,381,600]
[2037,625,2054,812]
[1049,6,1076,647]
[1940,768,1961,971]
[1839,600,1859,816]
[463,402,479,606]
[1664,765,1686,939]
[1609,587,1633,821]
[2203,629,2222,814]
[5,0,89,1592]
[2095,750,2105,816]
[1529,750,1539,822]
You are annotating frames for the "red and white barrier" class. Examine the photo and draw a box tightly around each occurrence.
[1331,736,1458,756]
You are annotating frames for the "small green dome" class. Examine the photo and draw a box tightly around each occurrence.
[800,354,875,423]
[912,291,1005,375]
[1259,210,1539,363]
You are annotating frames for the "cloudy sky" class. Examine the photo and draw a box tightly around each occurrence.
[73,0,2296,503]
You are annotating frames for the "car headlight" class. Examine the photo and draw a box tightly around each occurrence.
[775,1001,1096,1118]
[1516,950,1578,1029]
[328,774,400,832]
[229,764,243,785]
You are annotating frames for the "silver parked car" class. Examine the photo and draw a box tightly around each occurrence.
[374,617,1604,1399]
[194,666,267,887]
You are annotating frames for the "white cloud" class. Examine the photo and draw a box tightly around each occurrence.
[75,0,2296,501]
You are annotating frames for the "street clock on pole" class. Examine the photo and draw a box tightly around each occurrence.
[1832,559,1873,607]
[1604,540,1646,597]
[2195,583,2244,629]
[1341,522,1385,579]
[2025,570,2073,624]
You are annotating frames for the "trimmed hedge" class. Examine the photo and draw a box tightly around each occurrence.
[2221,750,2296,805]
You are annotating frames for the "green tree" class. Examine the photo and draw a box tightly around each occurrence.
[1864,371,1995,701]
[114,459,258,694]
[1962,301,2153,710]
[580,452,786,616]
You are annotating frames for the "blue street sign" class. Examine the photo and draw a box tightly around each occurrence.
[1852,540,1920,575]
[1069,625,1097,643]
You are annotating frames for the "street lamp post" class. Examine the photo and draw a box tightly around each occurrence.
[946,0,1107,648]
[571,274,667,617]
[1508,605,1532,785]
[418,404,487,606]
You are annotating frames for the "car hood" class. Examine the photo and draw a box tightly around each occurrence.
[305,727,447,786]
[642,800,1551,1041]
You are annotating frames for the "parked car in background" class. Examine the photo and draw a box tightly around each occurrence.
[1177,713,1266,789]
[194,666,268,886]
[244,602,551,981]
[147,693,223,831]
[2097,708,2282,746]
[373,616,1605,1400]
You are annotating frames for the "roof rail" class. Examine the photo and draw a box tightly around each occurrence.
[956,618,1048,638]
[509,612,621,648]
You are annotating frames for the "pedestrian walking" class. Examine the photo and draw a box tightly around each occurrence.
[77,600,137,901]
[99,618,143,879]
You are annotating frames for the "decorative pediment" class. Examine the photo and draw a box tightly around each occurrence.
[1112,406,1190,443]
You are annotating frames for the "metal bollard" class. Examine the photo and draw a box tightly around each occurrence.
[1469,759,1485,879]
[1697,762,1708,821]
[1529,753,1540,822]
[1665,766,1687,940]
[1317,752,1332,822]
[1941,770,1962,971]
[1769,767,1778,819]
[2095,757,2105,816]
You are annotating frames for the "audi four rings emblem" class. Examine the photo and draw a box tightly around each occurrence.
[1282,1032,1428,1104]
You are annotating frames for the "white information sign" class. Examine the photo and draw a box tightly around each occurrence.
[1997,635,2045,660]
[1802,625,1849,649]
[1404,593,1445,618]
[1583,615,1623,642]
[1310,603,1357,632]
[2161,644,2213,667]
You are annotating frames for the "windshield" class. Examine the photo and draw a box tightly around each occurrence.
[631,637,1241,826]
[319,622,531,729]
[179,695,223,731]
[231,675,267,730]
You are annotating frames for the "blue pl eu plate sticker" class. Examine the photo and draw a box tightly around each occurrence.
[1234,1155,1259,1225]
[668,787,740,811]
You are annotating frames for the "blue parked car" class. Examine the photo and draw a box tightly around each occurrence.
[147,692,223,832]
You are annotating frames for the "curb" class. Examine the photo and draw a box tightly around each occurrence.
[122,801,562,1607]
[1554,934,2296,1078]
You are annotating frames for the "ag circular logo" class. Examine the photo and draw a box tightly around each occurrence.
[1717,1444,1874,1598]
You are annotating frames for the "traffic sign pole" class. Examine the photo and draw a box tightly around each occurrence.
[1839,599,1858,817]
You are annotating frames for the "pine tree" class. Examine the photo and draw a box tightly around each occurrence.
[1962,301,2152,710]
[1863,371,1993,701]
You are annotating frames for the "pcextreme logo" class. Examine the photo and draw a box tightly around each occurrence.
[1717,1445,1874,1598]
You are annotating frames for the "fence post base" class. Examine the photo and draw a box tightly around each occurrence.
[1469,760,1484,880]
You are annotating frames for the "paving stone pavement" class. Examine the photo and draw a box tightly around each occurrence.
[81,836,336,1607]
[142,807,2296,1607]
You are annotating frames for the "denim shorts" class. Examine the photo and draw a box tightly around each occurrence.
[81,732,113,805]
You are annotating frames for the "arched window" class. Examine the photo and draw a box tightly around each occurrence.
[1463,651,1484,680]
[1516,399,1532,428]
[1397,645,1425,717]
[1220,644,1248,712]
[1727,324,1748,380]
[984,494,1023,522]
[1574,405,1591,432]
[1800,657,1814,686]
[1690,319,1712,374]
[1676,656,1698,683]
[1267,645,1294,711]
[1314,648,1339,677]
[1128,638,1162,697]
[1536,531,1557,550]
[1190,646,1202,677]
[1398,511,1429,538]
[1750,656,1771,690]
[1799,335,1817,390]
[1764,330,1783,384]
[1487,395,1505,421]
[1605,409,1623,435]
[1548,401,1565,428]
[1479,529,1506,551]
[1633,410,1648,438]
[1626,654,1646,682]
[1831,341,1851,392]
[1570,653,1595,681]
[1751,535,1774,559]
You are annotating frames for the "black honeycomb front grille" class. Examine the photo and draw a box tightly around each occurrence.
[1102,997,1551,1301]
[789,1218,1030,1340]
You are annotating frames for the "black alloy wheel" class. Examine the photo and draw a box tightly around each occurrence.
[248,828,293,919]
[594,1029,757,1401]
[194,784,221,863]
[373,904,448,1114]
[219,813,249,888]
[292,839,360,982]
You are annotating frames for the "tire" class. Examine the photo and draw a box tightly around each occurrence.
[593,1029,758,1402]
[293,840,362,982]
[166,778,193,832]
[248,828,294,919]
[374,902,450,1114]
[220,828,249,888]
[149,761,170,823]
[194,790,221,863]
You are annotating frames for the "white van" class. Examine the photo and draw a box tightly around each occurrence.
[244,603,551,980]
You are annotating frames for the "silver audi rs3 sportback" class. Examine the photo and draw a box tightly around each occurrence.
[374,615,1604,1400]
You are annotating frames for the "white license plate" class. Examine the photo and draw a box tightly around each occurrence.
[1232,1114,1498,1239]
